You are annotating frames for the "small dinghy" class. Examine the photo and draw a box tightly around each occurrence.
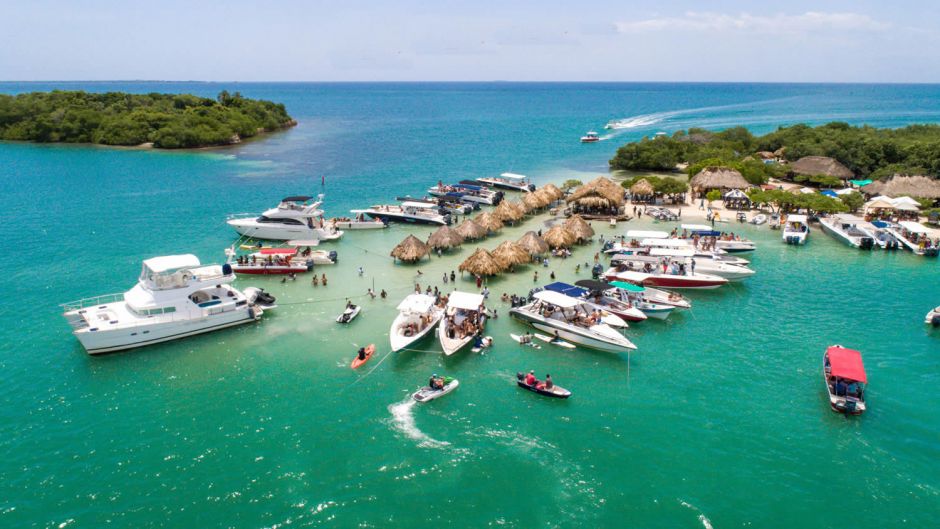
[533,333,576,349]
[750,214,768,225]
[336,303,361,324]
[413,377,459,403]
[510,333,541,349]
[516,373,571,399]
[350,344,375,369]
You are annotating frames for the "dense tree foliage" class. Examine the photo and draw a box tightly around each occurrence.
[561,179,583,190]
[746,189,850,214]
[0,90,294,148]
[610,122,940,180]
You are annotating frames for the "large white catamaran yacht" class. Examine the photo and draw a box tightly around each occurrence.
[62,255,272,355]
[227,195,344,242]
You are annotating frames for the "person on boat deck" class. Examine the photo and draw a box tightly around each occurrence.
[357,347,367,361]
[525,370,538,386]
[846,381,859,396]
[834,378,847,396]
[544,374,554,390]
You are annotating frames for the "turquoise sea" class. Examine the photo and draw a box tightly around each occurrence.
[0,82,938,528]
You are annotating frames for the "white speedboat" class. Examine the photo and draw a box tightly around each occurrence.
[678,224,756,252]
[509,291,636,353]
[886,221,939,257]
[390,294,444,352]
[818,214,875,249]
[750,214,768,225]
[438,291,487,355]
[475,172,535,192]
[607,238,750,266]
[926,306,940,327]
[611,250,755,281]
[428,183,500,205]
[580,131,600,143]
[782,214,810,245]
[542,282,642,323]
[62,255,268,355]
[331,213,388,230]
[605,268,728,290]
[605,280,689,320]
[227,195,344,242]
[357,202,451,226]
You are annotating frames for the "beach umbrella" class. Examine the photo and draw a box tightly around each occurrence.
[390,234,431,263]
[458,248,507,276]
[426,225,464,250]
[455,219,487,240]
[542,225,577,249]
[474,211,504,232]
[563,214,595,242]
[493,200,525,223]
[492,240,531,268]
[517,231,550,256]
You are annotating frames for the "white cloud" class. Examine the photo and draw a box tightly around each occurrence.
[616,11,890,35]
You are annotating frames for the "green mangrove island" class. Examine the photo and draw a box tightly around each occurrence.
[0,90,295,148]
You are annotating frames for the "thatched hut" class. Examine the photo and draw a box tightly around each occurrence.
[542,225,577,249]
[517,231,549,256]
[532,188,555,207]
[542,183,564,200]
[630,179,655,195]
[492,241,531,268]
[390,234,430,263]
[455,219,487,240]
[426,225,465,250]
[689,167,750,194]
[790,156,853,179]
[863,175,940,200]
[509,200,528,217]
[521,192,541,212]
[474,211,504,232]
[458,248,506,276]
[493,200,525,223]
[563,214,595,242]
[566,176,625,213]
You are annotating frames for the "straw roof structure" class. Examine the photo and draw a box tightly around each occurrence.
[521,192,541,212]
[492,240,531,267]
[426,225,465,250]
[629,178,655,195]
[532,188,555,207]
[565,176,625,208]
[563,214,595,242]
[493,200,525,223]
[542,225,577,249]
[458,248,506,276]
[790,156,853,179]
[390,234,430,263]
[542,183,565,200]
[690,167,750,191]
[455,219,487,240]
[863,175,940,199]
[517,231,550,256]
[474,211,504,232]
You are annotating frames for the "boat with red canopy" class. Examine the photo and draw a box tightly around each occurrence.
[823,345,868,415]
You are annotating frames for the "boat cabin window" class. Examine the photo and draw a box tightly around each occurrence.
[141,266,194,290]
[135,306,177,316]
[256,216,305,225]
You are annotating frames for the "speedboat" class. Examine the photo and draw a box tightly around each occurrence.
[516,373,571,399]
[782,214,810,245]
[390,294,444,352]
[818,214,875,249]
[868,221,900,250]
[331,212,388,230]
[226,246,335,274]
[580,131,600,143]
[579,279,685,320]
[604,268,728,290]
[428,183,501,205]
[62,255,270,355]
[356,202,451,226]
[610,250,755,281]
[886,221,939,257]
[750,214,768,225]
[540,282,640,324]
[606,238,750,266]
[475,172,536,192]
[678,224,756,252]
[413,377,459,402]
[824,345,867,415]
[438,291,487,356]
[227,195,344,242]
[509,291,636,353]
[925,306,940,327]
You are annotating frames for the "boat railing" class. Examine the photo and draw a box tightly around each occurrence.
[61,293,125,312]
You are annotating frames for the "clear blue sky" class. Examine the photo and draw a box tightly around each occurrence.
[2,0,938,82]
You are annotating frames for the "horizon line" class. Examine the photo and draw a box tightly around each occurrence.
[3,80,940,86]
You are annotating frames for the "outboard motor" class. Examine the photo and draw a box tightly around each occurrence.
[931,314,940,327]
[222,263,233,276]
[527,183,536,191]
[305,259,315,271]
[443,213,453,225]
[592,263,604,279]
[328,250,338,263]
[859,237,874,250]
[602,241,614,252]
[516,372,525,382]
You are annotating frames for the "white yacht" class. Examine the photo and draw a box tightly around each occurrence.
[678,224,756,253]
[62,255,270,355]
[818,214,875,250]
[611,249,755,281]
[509,291,636,353]
[475,172,536,192]
[356,202,451,226]
[782,214,810,245]
[227,195,344,242]
[438,291,487,355]
[390,294,444,352]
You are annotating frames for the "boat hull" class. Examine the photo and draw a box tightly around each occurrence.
[228,220,343,242]
[510,310,636,352]
[390,311,443,352]
[230,264,311,275]
[365,212,448,226]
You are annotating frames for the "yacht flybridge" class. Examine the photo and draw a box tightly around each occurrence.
[475,172,536,192]
[62,255,272,355]
[227,195,344,242]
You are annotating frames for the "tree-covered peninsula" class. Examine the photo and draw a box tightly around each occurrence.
[0,90,296,148]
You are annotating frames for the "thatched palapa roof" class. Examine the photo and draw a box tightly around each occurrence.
[492,241,531,267]
[521,192,541,212]
[426,225,464,250]
[459,248,506,276]
[790,156,853,179]
[390,234,430,262]
[542,183,565,200]
[566,176,625,208]
[493,200,525,223]
[630,178,655,195]
[532,188,555,207]
[474,211,504,232]
[863,175,940,199]
[690,167,750,191]
[542,225,577,249]
[563,214,595,242]
[455,219,487,240]
[517,231,549,256]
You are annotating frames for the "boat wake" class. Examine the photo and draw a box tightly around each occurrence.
[604,96,801,137]
[387,399,450,449]
[679,500,714,529]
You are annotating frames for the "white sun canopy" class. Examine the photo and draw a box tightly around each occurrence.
[612,270,651,283]
[899,221,929,234]
[649,248,696,257]
[787,214,808,223]
[641,238,691,248]
[626,230,669,239]
[681,224,714,231]
[447,291,485,311]
[533,290,582,308]
[499,172,527,180]
[143,254,200,274]
[397,294,436,313]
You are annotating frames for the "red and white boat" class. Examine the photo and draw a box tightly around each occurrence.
[580,131,600,143]
[824,345,867,415]
[225,247,336,275]
[604,268,728,290]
